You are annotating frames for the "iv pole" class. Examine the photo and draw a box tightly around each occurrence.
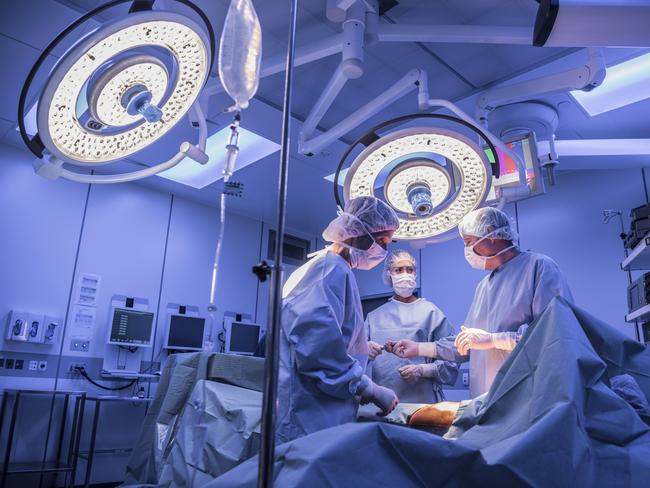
[257,0,298,486]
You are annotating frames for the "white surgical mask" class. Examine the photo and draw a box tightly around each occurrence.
[464,228,516,270]
[350,241,387,270]
[392,272,416,297]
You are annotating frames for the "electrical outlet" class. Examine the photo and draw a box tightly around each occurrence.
[29,360,38,371]
[70,339,90,352]
[69,362,87,374]
[14,359,24,370]
[38,361,48,372]
[462,372,469,387]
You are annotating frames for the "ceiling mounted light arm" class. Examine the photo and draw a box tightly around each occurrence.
[33,103,209,184]
[300,68,426,155]
[375,23,532,45]
[299,3,366,151]
[476,48,606,125]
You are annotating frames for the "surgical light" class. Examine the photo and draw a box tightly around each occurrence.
[335,115,496,243]
[18,1,216,184]
[570,52,650,116]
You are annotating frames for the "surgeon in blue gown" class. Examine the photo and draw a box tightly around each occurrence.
[366,250,458,403]
[386,207,573,398]
[277,196,401,443]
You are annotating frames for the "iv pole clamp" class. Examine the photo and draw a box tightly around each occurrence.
[257,0,298,486]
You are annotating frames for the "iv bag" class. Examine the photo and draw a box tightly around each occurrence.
[218,0,262,111]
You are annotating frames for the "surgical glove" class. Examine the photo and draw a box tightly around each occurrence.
[358,376,399,416]
[398,363,436,384]
[455,326,494,355]
[385,339,436,358]
[368,341,383,360]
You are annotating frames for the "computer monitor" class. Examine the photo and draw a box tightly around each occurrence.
[107,307,154,347]
[225,321,262,356]
[484,132,544,202]
[165,315,206,351]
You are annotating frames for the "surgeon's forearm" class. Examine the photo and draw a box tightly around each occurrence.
[418,342,437,357]
[434,337,469,362]
[425,361,459,386]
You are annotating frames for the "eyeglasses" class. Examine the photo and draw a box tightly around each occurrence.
[390,266,415,275]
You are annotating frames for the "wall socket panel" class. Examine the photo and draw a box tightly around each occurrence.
[68,362,87,374]
[70,339,90,352]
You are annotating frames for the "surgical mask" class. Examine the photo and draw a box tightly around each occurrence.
[392,272,416,297]
[334,211,389,270]
[349,241,387,270]
[464,228,516,270]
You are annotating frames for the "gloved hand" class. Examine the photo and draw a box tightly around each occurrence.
[358,376,399,416]
[398,363,435,384]
[454,326,494,355]
[385,339,436,358]
[368,341,383,360]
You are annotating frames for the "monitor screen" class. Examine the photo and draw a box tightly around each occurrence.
[229,322,261,354]
[167,315,205,350]
[484,134,542,201]
[108,308,154,346]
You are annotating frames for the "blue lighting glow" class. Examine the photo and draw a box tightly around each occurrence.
[158,126,280,189]
[570,52,650,116]
[324,168,349,185]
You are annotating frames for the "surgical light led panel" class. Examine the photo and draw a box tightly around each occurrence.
[158,126,280,189]
[36,11,210,165]
[384,164,450,214]
[570,52,650,116]
[343,127,490,241]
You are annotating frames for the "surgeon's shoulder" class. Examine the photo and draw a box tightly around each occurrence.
[311,251,353,283]
[526,251,562,269]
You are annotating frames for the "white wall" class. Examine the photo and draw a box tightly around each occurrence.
[0,143,266,485]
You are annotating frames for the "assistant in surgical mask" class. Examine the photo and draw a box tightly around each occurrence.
[392,272,416,297]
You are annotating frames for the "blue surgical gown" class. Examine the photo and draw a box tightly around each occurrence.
[277,251,368,443]
[366,298,458,403]
[436,251,573,397]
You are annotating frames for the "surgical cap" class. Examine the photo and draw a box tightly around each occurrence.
[382,250,417,285]
[322,196,399,244]
[458,207,519,242]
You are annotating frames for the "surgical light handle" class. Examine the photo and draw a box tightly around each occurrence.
[33,103,209,184]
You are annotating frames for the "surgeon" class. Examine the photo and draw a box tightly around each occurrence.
[366,250,458,403]
[277,196,401,443]
[386,207,573,398]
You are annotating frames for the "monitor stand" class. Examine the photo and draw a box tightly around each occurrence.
[102,345,144,375]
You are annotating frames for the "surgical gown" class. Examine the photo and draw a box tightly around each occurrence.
[366,298,458,403]
[436,251,573,397]
[277,250,368,443]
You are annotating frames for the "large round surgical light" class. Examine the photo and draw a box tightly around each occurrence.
[18,1,216,183]
[36,10,210,165]
[335,114,498,243]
